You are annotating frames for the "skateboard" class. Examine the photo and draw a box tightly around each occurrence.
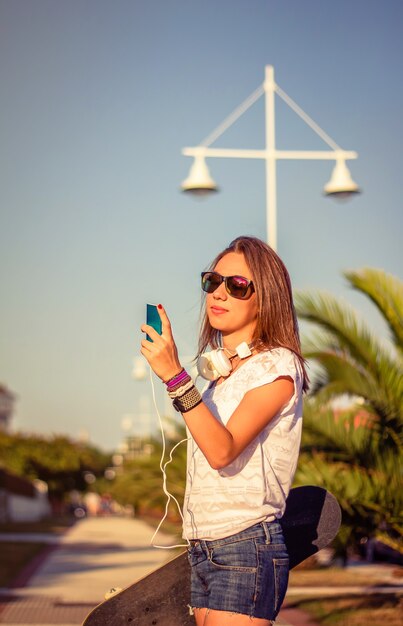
[82,486,341,626]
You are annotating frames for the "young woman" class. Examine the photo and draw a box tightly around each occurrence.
[140,236,309,626]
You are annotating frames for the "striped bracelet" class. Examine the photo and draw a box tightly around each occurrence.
[165,368,189,390]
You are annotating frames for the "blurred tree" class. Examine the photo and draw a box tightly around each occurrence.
[105,421,187,526]
[295,268,402,558]
[0,432,111,498]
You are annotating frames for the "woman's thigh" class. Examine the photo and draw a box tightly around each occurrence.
[193,607,208,626]
[203,609,273,625]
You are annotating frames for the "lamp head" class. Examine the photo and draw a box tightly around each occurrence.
[324,159,360,199]
[181,155,218,196]
[132,357,147,381]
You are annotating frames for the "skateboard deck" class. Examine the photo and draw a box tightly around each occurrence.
[82,486,341,626]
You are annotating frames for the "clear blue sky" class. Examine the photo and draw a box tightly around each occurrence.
[1,0,402,450]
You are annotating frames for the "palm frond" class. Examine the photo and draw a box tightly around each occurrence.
[295,290,390,379]
[345,268,403,353]
[304,350,403,441]
[305,350,378,397]
[301,401,375,464]
[303,396,402,463]
[295,452,402,538]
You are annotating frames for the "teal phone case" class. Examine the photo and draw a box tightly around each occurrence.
[146,304,162,341]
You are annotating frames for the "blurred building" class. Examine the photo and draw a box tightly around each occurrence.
[119,435,154,460]
[0,469,51,522]
[0,384,16,432]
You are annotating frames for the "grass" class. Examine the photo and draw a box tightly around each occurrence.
[0,516,75,588]
[288,563,402,625]
[292,595,403,626]
[0,542,47,587]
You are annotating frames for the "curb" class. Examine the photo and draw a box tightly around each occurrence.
[7,521,76,590]
[9,543,59,589]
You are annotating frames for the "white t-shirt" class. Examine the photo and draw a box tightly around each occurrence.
[182,347,304,541]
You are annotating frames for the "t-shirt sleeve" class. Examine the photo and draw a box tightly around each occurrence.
[246,348,302,396]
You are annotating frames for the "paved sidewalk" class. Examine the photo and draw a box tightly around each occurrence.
[0,516,178,625]
[0,515,355,626]
[0,514,318,626]
[2,517,402,625]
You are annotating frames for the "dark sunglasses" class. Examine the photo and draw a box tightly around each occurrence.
[201,271,255,300]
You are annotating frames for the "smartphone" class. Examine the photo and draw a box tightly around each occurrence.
[146,304,162,341]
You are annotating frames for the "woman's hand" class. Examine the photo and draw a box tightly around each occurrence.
[140,305,182,382]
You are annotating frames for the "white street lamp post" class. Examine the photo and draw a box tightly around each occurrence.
[181,65,360,251]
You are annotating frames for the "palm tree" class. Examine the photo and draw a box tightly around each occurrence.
[294,268,402,556]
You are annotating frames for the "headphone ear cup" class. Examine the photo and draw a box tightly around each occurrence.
[210,349,232,378]
[197,349,232,380]
[197,354,219,381]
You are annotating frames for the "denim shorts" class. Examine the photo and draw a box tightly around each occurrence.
[187,520,289,621]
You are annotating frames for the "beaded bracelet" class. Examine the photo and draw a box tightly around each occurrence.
[172,385,203,413]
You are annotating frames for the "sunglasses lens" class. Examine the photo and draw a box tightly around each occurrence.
[201,272,222,293]
[227,276,250,299]
[201,272,253,299]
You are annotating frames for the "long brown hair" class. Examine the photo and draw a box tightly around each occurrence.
[198,236,309,392]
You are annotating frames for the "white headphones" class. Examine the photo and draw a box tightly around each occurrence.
[197,336,253,381]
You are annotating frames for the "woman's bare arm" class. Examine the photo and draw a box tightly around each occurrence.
[181,376,293,469]
[140,305,294,469]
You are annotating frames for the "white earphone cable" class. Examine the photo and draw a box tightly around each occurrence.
[148,366,191,549]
